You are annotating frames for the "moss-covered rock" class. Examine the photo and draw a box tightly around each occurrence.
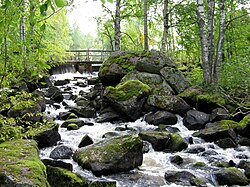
[193,120,238,142]
[67,123,79,130]
[236,115,250,137]
[169,133,188,152]
[0,139,49,187]
[99,52,137,86]
[104,80,151,121]
[139,131,171,151]
[214,167,249,186]
[73,135,143,176]
[61,118,85,128]
[46,165,88,187]
[25,121,61,148]
[147,94,190,116]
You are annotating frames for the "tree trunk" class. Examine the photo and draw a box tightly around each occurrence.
[161,0,169,53]
[143,0,149,51]
[20,0,27,72]
[114,0,121,51]
[214,0,226,83]
[29,0,35,51]
[196,0,210,83]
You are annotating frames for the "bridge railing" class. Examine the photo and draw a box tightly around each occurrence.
[66,49,113,63]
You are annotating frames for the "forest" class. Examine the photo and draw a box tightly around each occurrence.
[0,0,250,186]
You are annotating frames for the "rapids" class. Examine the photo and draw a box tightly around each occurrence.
[39,72,250,187]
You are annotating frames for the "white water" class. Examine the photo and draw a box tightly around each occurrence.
[40,72,250,187]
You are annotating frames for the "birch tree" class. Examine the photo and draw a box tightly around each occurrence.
[114,0,121,51]
[196,0,226,84]
[143,0,149,50]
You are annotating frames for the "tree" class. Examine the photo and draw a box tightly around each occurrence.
[114,0,121,51]
[196,0,226,84]
[143,0,149,50]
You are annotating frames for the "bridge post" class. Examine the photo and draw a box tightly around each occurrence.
[85,48,92,73]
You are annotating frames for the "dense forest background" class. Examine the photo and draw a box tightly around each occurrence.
[0,0,249,101]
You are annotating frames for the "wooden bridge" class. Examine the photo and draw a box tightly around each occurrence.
[66,49,113,72]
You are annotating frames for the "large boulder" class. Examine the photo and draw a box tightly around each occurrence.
[147,94,190,116]
[50,145,73,159]
[235,115,250,138]
[193,120,238,143]
[183,110,210,130]
[164,170,206,186]
[104,80,151,121]
[139,131,171,151]
[46,166,89,187]
[98,51,137,86]
[160,67,190,94]
[0,139,49,187]
[145,111,177,126]
[26,121,61,148]
[214,167,249,186]
[210,108,230,122]
[73,135,143,176]
[135,50,175,74]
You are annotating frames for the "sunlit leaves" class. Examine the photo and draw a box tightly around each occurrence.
[54,0,67,8]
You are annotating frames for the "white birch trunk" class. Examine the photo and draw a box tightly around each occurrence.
[114,0,121,51]
[196,0,210,83]
[160,0,169,53]
[214,0,226,82]
[143,0,149,51]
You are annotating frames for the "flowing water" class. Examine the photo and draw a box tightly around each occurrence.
[39,72,250,187]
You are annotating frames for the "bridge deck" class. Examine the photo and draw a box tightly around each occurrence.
[66,49,113,72]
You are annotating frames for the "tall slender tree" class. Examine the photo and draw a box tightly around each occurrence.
[143,0,149,50]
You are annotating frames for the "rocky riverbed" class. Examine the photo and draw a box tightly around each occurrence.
[0,50,249,186]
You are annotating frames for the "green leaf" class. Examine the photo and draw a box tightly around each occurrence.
[40,24,46,31]
[107,0,113,2]
[54,0,67,8]
[40,3,48,16]
[0,21,4,28]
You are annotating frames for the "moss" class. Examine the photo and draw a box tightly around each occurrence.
[193,162,206,167]
[105,80,151,101]
[0,139,49,186]
[218,120,239,130]
[197,94,227,106]
[239,115,250,128]
[67,123,79,130]
[215,161,230,168]
[12,100,37,111]
[89,180,116,187]
[169,133,188,152]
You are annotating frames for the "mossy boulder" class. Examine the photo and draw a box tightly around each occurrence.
[169,133,188,152]
[160,67,190,94]
[73,135,143,176]
[99,52,137,86]
[214,167,249,186]
[193,120,238,142]
[145,111,177,126]
[0,139,49,187]
[104,80,151,121]
[120,71,174,95]
[147,94,190,116]
[61,118,85,128]
[135,50,175,74]
[67,123,79,130]
[46,165,88,187]
[139,131,171,151]
[25,121,61,148]
[235,115,250,137]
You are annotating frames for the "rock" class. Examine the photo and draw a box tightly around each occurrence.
[0,139,49,187]
[135,50,175,74]
[210,108,230,122]
[235,115,250,138]
[193,120,238,142]
[104,80,151,121]
[215,138,237,148]
[147,94,190,116]
[97,105,123,123]
[238,137,250,146]
[45,86,60,97]
[164,170,206,186]
[51,91,64,103]
[201,150,218,157]
[50,145,73,159]
[121,71,174,95]
[145,111,177,126]
[70,107,96,118]
[78,135,94,148]
[186,145,205,154]
[30,122,61,148]
[67,123,79,130]
[160,67,190,94]
[54,79,70,86]
[7,101,42,123]
[98,51,136,86]
[46,165,88,187]
[214,167,249,186]
[102,131,124,139]
[42,159,73,171]
[169,155,183,165]
[61,119,85,128]
[169,133,188,152]
[73,135,143,176]
[89,179,116,187]
[59,112,72,120]
[183,110,210,130]
[139,131,171,151]
[87,77,100,85]
[142,140,151,153]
